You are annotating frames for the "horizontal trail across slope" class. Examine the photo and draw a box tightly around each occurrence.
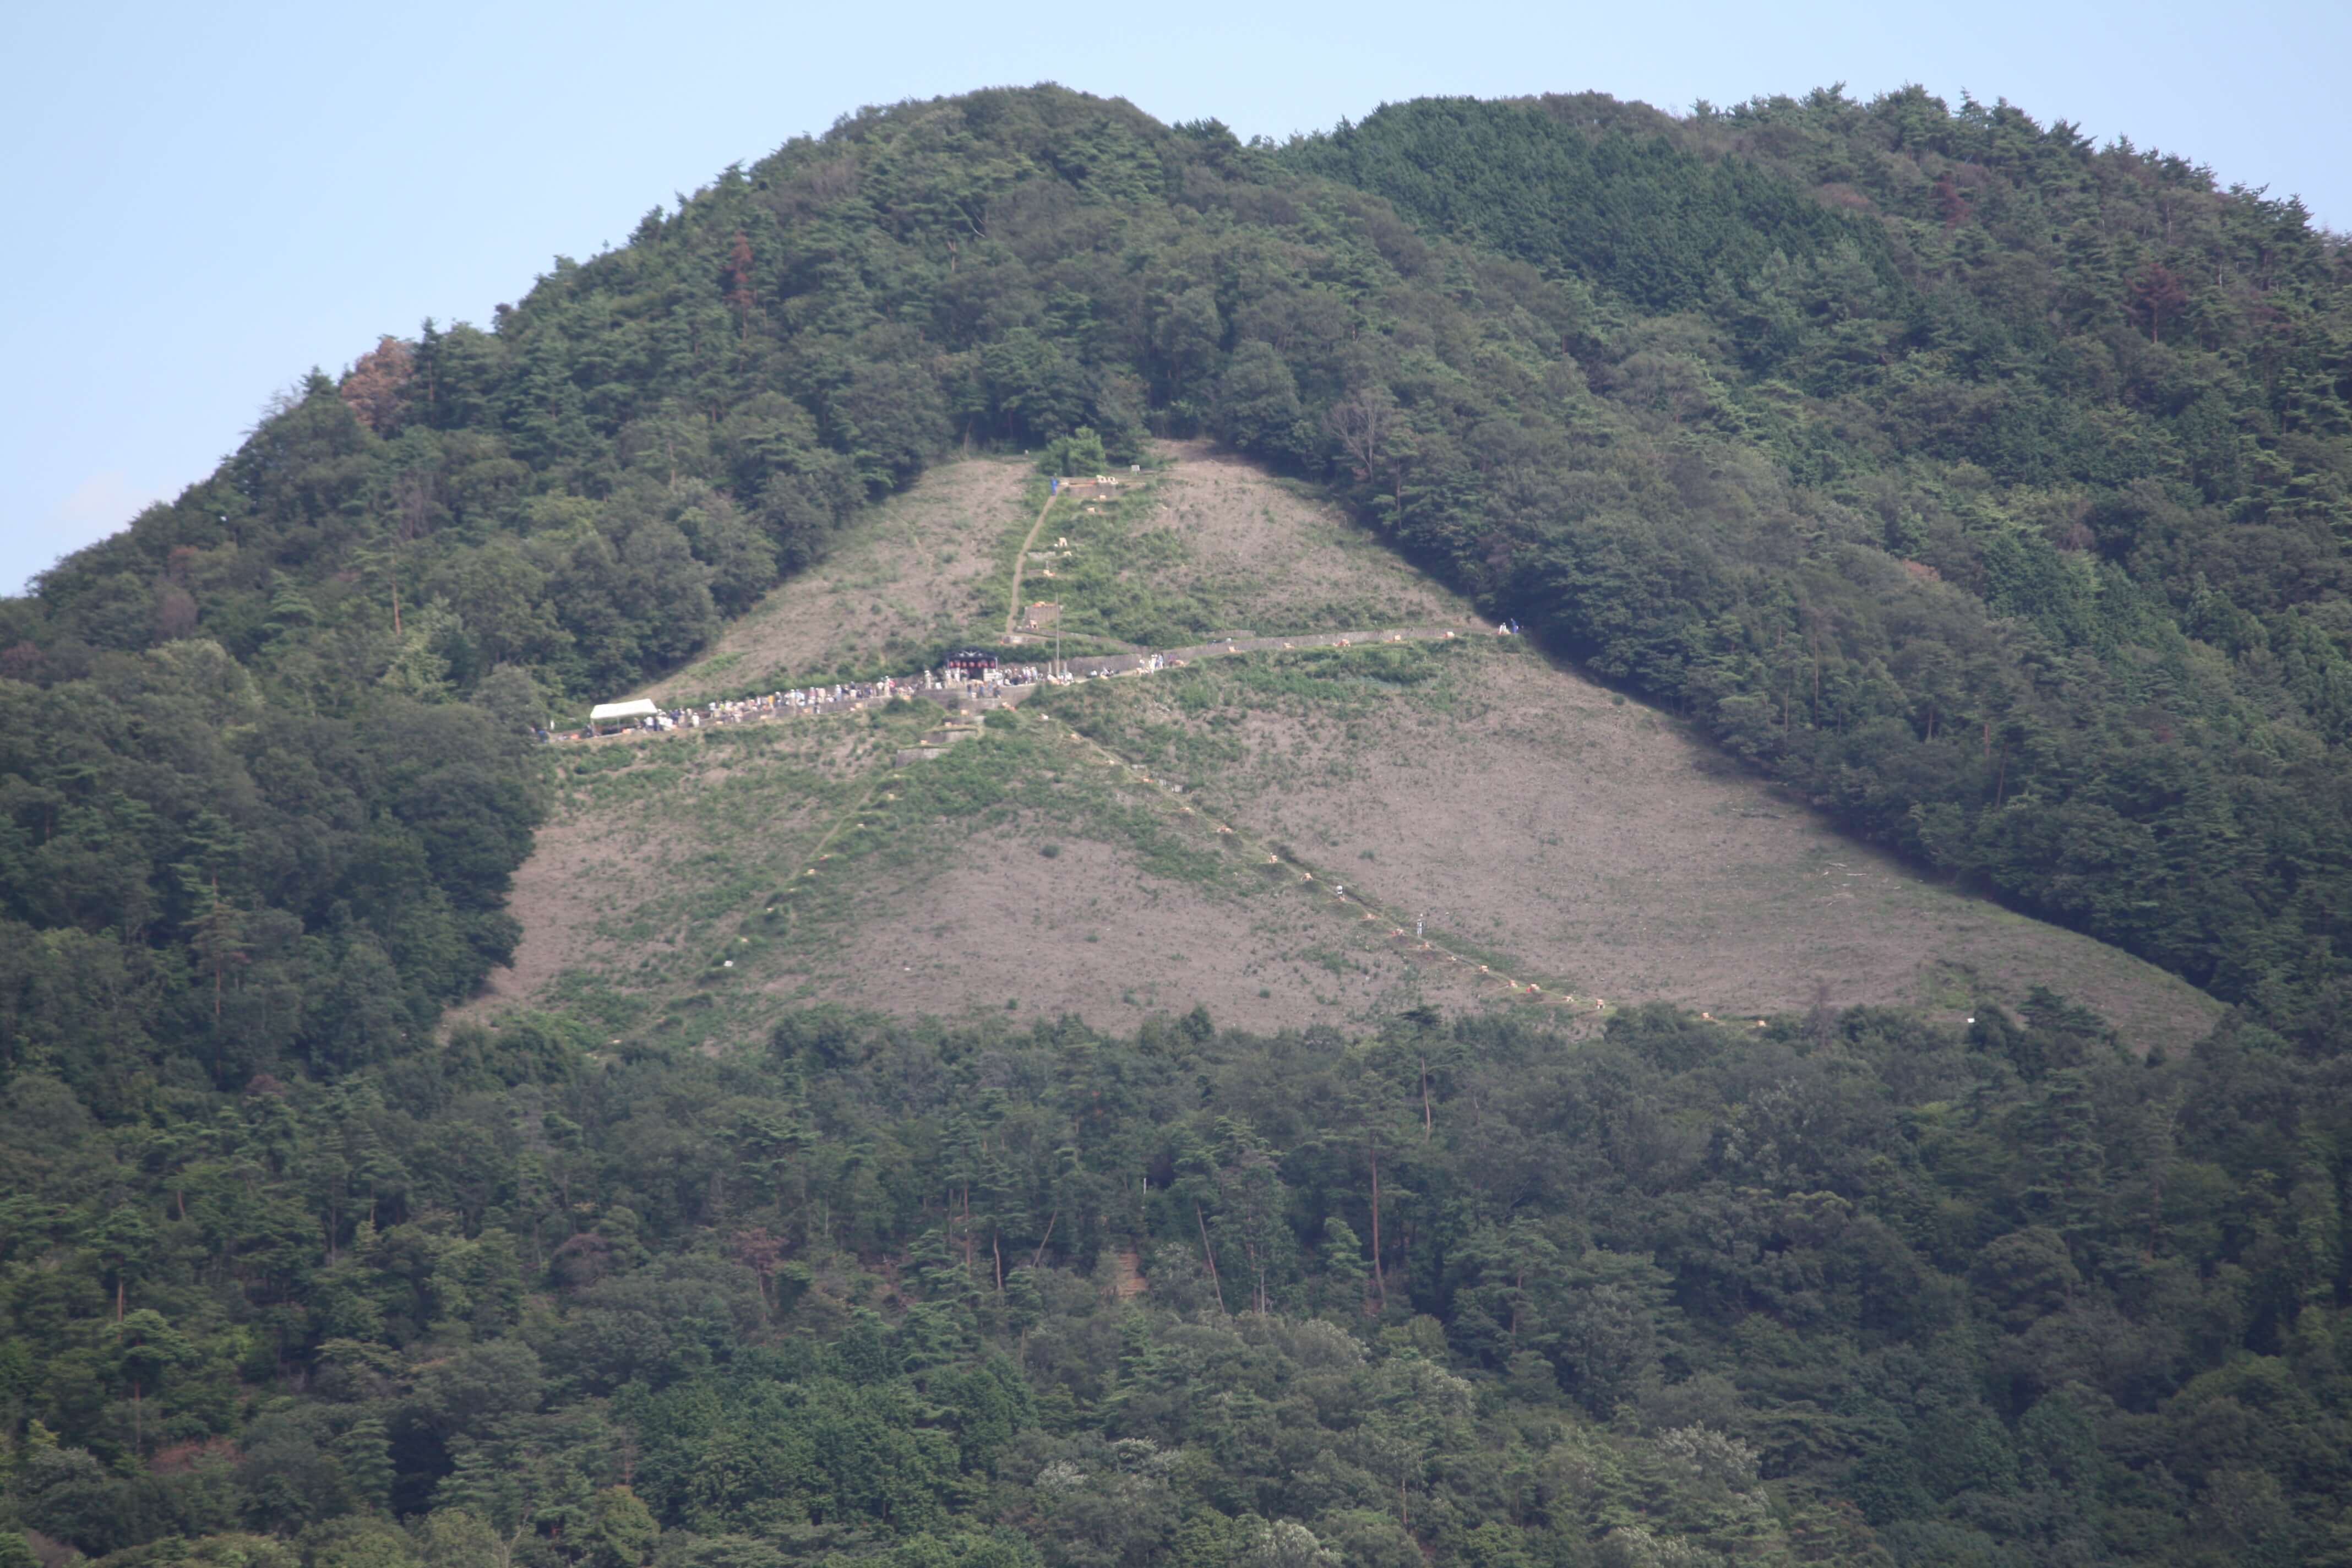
[570,625,1491,749]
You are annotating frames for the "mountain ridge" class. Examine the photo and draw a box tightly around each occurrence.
[2,82,2350,1568]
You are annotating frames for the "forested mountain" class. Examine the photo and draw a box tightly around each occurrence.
[12,1000,2352,1568]
[4,83,2352,1568]
[1287,91,2352,1028]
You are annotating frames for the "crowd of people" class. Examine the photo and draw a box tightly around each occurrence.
[609,678,905,734]
[543,639,1322,743]
[555,657,1143,741]
[544,625,1498,744]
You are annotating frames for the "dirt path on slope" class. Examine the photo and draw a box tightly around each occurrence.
[1004,486,1059,640]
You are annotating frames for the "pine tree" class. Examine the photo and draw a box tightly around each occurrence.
[334,1414,396,1512]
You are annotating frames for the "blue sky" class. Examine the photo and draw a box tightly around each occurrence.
[3,0,2344,596]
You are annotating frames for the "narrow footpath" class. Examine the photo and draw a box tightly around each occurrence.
[568,625,1486,748]
[1004,485,1060,641]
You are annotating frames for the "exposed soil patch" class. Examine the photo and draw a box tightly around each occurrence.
[478,449,2218,1056]
[769,806,1510,1033]
[456,722,874,1026]
[457,813,629,1017]
[1144,441,1469,631]
[1060,642,2222,1053]
[642,456,1031,702]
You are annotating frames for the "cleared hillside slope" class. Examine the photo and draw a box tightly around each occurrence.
[476,448,2221,1052]
[634,442,1463,704]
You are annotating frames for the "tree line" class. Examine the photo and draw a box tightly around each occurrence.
[12,85,2352,1047]
[5,995,2350,1566]
[2,80,2351,1567]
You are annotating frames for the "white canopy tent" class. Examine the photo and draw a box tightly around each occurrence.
[589,699,659,724]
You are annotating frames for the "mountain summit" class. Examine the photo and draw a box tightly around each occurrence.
[4,85,2351,1566]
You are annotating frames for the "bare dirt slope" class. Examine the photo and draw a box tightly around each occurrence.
[776,808,1502,1035]
[1050,641,2220,1053]
[475,448,2221,1055]
[1137,442,1467,632]
[470,701,1504,1043]
[640,456,1031,704]
[456,722,871,1024]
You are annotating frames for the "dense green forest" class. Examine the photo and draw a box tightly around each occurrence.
[10,1000,2352,1568]
[1284,92,2352,1031]
[6,81,2352,1567]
